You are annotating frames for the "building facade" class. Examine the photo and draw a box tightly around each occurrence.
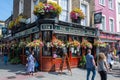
[94,0,120,46]
[116,0,120,32]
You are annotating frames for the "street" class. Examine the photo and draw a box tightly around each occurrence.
[0,56,120,80]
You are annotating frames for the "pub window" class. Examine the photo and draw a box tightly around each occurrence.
[71,36,82,57]
[42,31,52,56]
[33,32,39,40]
[57,34,67,42]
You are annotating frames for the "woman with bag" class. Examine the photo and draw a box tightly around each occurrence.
[97,53,109,80]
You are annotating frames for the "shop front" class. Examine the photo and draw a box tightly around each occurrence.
[12,19,98,72]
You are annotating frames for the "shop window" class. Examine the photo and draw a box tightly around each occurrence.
[42,31,52,56]
[57,34,67,42]
[70,36,82,57]
[33,32,39,40]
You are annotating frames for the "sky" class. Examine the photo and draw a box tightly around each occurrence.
[0,0,13,21]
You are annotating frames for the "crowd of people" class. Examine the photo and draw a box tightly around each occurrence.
[85,47,119,80]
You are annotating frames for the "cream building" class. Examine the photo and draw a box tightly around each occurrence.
[0,21,5,35]
[116,0,120,32]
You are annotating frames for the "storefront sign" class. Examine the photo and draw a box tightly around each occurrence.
[14,26,39,38]
[40,24,53,31]
[54,25,96,37]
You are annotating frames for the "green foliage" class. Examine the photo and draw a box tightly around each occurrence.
[10,57,21,64]
[79,55,86,68]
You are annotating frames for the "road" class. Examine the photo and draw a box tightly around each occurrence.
[0,55,120,80]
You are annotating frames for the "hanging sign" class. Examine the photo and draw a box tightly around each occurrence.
[94,12,102,24]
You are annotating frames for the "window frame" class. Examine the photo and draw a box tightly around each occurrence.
[109,17,114,32]
[108,0,114,10]
[80,1,90,26]
[19,0,24,14]
[100,15,106,31]
[118,3,120,14]
[59,0,71,22]
[99,0,105,6]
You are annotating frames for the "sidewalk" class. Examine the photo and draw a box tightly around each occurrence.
[0,58,120,80]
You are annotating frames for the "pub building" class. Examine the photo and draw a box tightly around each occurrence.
[10,18,98,71]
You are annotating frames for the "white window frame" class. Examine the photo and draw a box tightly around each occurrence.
[59,0,71,22]
[109,17,114,32]
[19,0,24,14]
[108,0,114,10]
[31,0,39,23]
[100,15,106,31]
[99,0,105,6]
[80,0,90,26]
[118,3,120,14]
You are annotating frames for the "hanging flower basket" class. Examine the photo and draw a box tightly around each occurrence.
[50,38,65,48]
[67,40,80,48]
[94,40,107,48]
[33,2,62,19]
[70,8,85,23]
[26,40,44,47]
[81,40,92,49]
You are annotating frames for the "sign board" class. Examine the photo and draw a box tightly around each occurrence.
[40,24,53,31]
[2,27,7,35]
[54,25,96,37]
[94,12,102,24]
[14,26,39,38]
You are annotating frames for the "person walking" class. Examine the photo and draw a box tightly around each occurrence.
[107,50,114,70]
[97,53,109,80]
[26,48,35,75]
[86,49,96,80]
[3,47,8,65]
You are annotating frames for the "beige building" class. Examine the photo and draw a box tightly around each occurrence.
[0,21,5,35]
[13,0,94,27]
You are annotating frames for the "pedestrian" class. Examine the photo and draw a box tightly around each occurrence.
[57,47,72,75]
[86,49,96,80]
[117,51,120,63]
[97,53,109,80]
[26,47,35,75]
[107,50,114,70]
[3,47,8,65]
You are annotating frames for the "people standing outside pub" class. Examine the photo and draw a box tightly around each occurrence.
[3,47,8,65]
[86,49,96,80]
[26,48,35,75]
[97,53,109,80]
[107,50,114,70]
[57,46,72,75]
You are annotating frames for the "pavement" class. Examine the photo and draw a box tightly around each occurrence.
[0,55,120,80]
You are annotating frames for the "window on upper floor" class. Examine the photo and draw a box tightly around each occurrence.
[80,1,89,26]
[118,3,120,14]
[59,0,69,22]
[31,0,39,23]
[99,0,105,6]
[109,18,114,32]
[19,0,24,14]
[100,16,106,30]
[108,0,114,10]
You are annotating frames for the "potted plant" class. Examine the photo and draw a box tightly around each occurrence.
[70,8,85,23]
[79,55,86,69]
[33,2,62,19]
